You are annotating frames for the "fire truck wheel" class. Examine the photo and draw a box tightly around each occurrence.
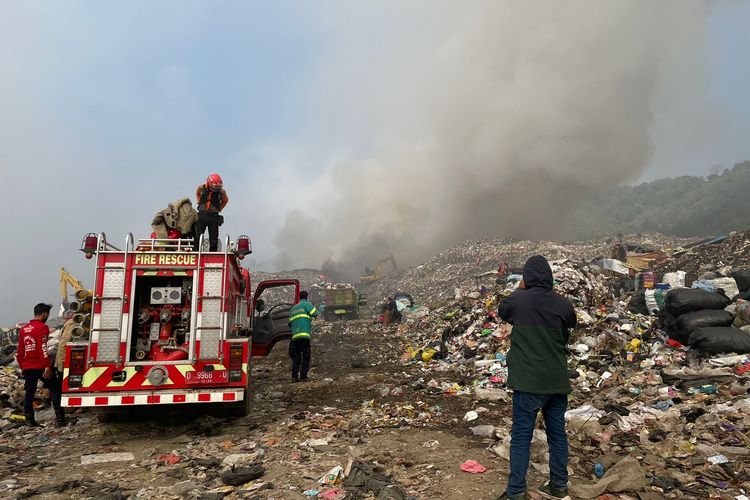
[96,411,118,423]
[225,382,251,418]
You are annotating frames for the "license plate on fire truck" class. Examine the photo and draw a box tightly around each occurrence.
[185,370,228,384]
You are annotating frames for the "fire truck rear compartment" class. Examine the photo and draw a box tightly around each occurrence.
[129,275,193,363]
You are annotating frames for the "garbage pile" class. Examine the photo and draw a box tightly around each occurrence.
[252,268,326,295]
[388,232,750,496]
[654,230,750,286]
[367,233,693,308]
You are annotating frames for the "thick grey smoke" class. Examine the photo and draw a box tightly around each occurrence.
[274,1,712,276]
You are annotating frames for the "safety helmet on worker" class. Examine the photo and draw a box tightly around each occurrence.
[206,173,223,192]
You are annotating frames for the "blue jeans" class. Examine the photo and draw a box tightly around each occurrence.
[507,391,568,495]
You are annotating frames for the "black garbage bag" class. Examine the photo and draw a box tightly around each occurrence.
[676,310,735,341]
[732,269,750,293]
[220,464,265,486]
[665,288,730,317]
[657,313,681,341]
[628,290,648,315]
[687,327,750,355]
[732,290,750,303]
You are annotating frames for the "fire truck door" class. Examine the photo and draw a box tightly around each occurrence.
[250,279,300,356]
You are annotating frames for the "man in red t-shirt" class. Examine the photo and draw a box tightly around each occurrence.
[16,303,65,427]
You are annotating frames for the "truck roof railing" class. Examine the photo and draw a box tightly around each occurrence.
[91,232,236,255]
[97,233,122,252]
[134,237,196,252]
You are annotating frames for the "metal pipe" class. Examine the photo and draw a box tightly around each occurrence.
[70,325,87,339]
[138,309,151,325]
[162,345,189,354]
[74,289,90,301]
[159,308,173,324]
[73,313,90,325]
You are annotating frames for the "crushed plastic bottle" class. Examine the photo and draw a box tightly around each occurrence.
[655,400,675,411]
[594,463,604,478]
[699,384,717,394]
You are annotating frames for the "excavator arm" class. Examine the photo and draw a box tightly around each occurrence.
[360,253,398,284]
[60,267,89,304]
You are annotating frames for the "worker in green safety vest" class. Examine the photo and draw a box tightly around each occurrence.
[288,291,319,382]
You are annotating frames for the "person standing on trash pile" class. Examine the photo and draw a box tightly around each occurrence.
[288,291,319,383]
[496,255,576,500]
[381,297,401,324]
[193,173,229,252]
[497,262,509,284]
[16,303,67,427]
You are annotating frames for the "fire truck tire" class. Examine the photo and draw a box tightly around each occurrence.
[226,385,252,417]
[96,411,118,423]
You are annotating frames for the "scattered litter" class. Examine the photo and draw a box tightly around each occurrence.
[80,452,135,465]
[460,460,487,474]
[318,465,345,485]
[463,411,479,422]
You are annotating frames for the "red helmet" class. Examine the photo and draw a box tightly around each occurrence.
[206,173,223,191]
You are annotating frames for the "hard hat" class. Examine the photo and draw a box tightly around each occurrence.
[206,173,223,191]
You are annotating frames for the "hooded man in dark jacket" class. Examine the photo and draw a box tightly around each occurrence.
[496,255,576,500]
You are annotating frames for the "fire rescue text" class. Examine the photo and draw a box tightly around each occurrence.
[134,253,197,266]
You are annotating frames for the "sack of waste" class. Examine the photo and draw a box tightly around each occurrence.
[687,327,750,355]
[665,288,730,317]
[627,290,648,315]
[570,456,646,498]
[732,269,750,294]
[676,310,735,341]
[734,299,750,327]
[709,277,739,298]
[644,290,659,315]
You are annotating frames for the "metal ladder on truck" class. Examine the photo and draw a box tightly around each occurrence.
[192,234,231,365]
[87,233,131,368]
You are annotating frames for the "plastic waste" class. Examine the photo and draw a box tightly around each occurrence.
[460,460,487,474]
[80,452,135,465]
[318,465,345,485]
[463,411,479,422]
[688,327,750,355]
[665,288,731,317]
[594,463,604,478]
[676,309,735,340]
[732,269,750,293]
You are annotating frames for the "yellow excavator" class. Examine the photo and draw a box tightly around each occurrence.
[360,253,398,284]
[59,267,91,313]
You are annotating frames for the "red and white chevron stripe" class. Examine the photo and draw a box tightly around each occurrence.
[63,389,242,407]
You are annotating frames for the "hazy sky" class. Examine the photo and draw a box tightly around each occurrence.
[1,1,749,325]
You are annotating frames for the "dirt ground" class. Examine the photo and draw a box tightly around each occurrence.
[0,321,552,499]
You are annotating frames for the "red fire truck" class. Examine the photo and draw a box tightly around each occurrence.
[61,232,297,417]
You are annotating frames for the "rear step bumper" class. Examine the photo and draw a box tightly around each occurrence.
[62,388,243,407]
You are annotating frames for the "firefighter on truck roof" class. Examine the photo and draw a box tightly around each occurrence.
[194,173,229,252]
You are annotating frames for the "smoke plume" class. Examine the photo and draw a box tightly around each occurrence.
[274,1,712,276]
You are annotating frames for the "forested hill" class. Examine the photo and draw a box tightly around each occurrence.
[561,161,750,240]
